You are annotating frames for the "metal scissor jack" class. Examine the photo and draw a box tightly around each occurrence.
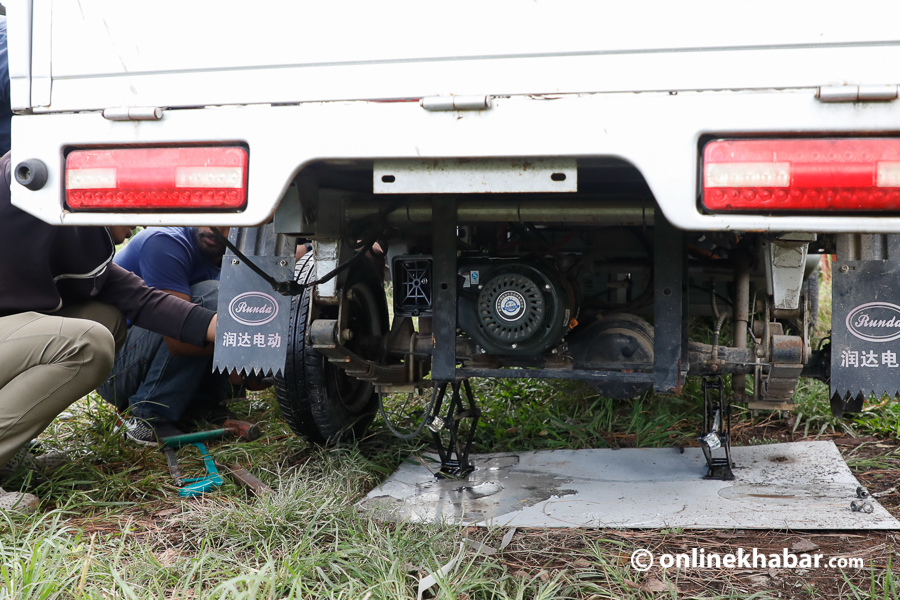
[428,379,481,478]
[699,376,735,481]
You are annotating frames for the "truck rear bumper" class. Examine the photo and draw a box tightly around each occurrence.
[12,89,900,231]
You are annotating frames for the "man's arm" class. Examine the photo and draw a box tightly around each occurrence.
[161,289,215,356]
[95,264,215,347]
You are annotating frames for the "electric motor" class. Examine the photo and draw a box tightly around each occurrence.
[458,259,576,356]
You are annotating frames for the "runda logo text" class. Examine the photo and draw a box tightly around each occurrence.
[228,292,279,326]
[846,302,900,342]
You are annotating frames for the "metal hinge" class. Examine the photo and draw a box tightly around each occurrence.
[102,107,164,121]
[816,85,898,103]
[420,95,493,111]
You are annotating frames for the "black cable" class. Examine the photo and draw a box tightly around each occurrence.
[690,284,733,308]
[213,229,293,293]
[378,387,439,440]
[212,199,403,296]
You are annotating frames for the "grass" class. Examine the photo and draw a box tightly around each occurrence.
[1,264,900,598]
[0,378,894,599]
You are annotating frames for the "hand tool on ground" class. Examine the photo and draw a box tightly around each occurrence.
[159,437,223,498]
[159,419,260,497]
[159,419,261,448]
[214,460,272,496]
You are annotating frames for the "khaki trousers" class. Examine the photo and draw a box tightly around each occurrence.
[0,303,120,468]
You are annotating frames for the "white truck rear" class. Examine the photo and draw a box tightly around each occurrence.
[9,1,900,476]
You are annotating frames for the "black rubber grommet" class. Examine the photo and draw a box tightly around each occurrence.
[15,159,49,191]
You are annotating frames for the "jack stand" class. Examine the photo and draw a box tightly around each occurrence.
[699,376,735,481]
[428,379,481,478]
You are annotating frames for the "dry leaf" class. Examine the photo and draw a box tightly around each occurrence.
[791,539,820,552]
[417,543,463,600]
[499,527,517,550]
[572,559,592,568]
[466,540,497,556]
[156,548,180,566]
[645,578,681,593]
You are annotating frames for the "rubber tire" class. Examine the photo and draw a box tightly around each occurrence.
[804,267,820,333]
[274,254,389,443]
[794,265,820,337]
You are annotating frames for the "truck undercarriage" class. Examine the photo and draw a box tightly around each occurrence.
[210,157,869,479]
[12,1,900,483]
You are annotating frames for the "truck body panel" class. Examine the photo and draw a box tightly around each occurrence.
[11,90,900,231]
[8,1,900,231]
[9,1,900,456]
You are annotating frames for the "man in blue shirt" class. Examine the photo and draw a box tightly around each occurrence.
[98,227,232,444]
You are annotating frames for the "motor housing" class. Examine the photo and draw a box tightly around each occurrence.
[458,259,576,356]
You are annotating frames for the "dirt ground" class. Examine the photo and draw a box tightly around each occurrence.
[489,421,900,598]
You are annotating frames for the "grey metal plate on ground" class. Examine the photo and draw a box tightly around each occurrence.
[359,442,899,529]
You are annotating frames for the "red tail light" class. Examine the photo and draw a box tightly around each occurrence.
[702,139,900,212]
[66,147,247,211]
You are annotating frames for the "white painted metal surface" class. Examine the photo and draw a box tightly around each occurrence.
[13,92,900,231]
[10,1,900,231]
[29,0,51,108]
[765,238,812,311]
[373,159,577,194]
[359,442,899,529]
[313,241,339,301]
[7,0,32,110]
[30,1,900,110]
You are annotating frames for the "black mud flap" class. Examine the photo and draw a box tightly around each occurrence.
[831,259,900,414]
[213,256,294,377]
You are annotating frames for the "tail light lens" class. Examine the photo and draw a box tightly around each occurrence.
[702,139,900,212]
[66,147,247,211]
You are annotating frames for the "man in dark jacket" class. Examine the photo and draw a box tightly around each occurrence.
[0,153,217,513]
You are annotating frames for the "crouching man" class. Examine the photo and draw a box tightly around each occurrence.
[0,153,216,513]
[97,226,233,444]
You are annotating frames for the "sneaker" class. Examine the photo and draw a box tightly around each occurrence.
[0,445,68,481]
[118,417,185,446]
[0,487,39,514]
